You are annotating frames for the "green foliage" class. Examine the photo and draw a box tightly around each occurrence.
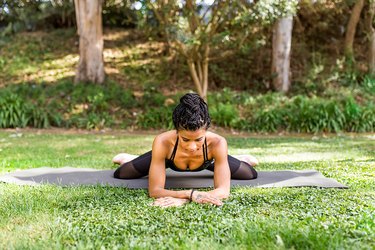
[210,103,239,128]
[0,93,29,128]
[343,97,375,132]
[241,94,375,133]
[0,0,76,35]
[137,106,174,130]
[102,0,138,28]
[0,0,139,36]
[0,92,63,129]
[245,0,299,25]
[361,74,375,93]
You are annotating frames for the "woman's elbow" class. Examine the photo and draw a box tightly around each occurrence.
[148,190,157,198]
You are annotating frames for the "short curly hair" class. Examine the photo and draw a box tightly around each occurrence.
[172,93,211,131]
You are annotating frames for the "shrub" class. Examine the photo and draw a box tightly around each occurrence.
[250,108,286,132]
[343,98,375,132]
[285,96,346,133]
[241,94,374,133]
[136,106,174,129]
[210,103,239,128]
[0,93,29,128]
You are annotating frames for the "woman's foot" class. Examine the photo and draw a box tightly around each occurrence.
[112,153,137,165]
[235,155,259,167]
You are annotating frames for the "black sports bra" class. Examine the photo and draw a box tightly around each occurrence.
[165,137,214,172]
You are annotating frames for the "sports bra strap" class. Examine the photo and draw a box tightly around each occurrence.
[169,137,179,160]
[203,138,208,161]
[170,137,208,161]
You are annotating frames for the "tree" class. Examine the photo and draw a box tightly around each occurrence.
[74,0,105,84]
[147,0,300,98]
[367,0,375,74]
[149,0,235,100]
[271,16,293,92]
[344,0,365,62]
[268,0,298,93]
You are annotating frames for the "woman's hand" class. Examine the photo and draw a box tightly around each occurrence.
[192,191,223,206]
[151,197,189,208]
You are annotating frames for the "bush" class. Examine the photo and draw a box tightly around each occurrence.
[210,103,239,128]
[241,95,374,133]
[0,92,62,128]
[0,81,373,132]
[136,106,174,129]
[0,93,29,128]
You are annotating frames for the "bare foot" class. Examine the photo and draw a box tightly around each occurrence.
[112,153,138,165]
[235,155,259,167]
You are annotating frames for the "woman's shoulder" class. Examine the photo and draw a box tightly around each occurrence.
[153,130,177,146]
[206,131,227,147]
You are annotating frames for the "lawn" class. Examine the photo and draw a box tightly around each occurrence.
[0,129,374,249]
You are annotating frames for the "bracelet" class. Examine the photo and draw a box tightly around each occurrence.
[189,189,195,202]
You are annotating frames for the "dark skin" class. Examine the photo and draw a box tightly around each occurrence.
[113,129,258,208]
[148,129,231,207]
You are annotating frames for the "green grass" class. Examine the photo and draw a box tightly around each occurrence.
[0,130,374,249]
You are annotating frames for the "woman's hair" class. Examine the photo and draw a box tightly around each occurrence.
[172,93,211,131]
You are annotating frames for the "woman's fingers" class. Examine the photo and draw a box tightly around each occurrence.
[152,193,223,207]
[193,192,223,206]
[151,197,189,207]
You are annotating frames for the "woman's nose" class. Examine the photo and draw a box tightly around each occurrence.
[187,143,197,151]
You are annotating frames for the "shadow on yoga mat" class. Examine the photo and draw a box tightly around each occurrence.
[0,167,348,189]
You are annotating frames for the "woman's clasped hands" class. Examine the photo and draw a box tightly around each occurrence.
[152,190,223,208]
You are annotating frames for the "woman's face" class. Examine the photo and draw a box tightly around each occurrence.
[177,128,206,153]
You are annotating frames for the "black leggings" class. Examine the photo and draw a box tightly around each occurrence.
[114,151,257,180]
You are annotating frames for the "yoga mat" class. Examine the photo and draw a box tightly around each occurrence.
[0,167,348,189]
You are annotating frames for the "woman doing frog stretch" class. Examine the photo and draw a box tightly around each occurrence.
[113,93,258,207]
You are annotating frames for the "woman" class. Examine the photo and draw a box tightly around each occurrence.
[113,93,258,207]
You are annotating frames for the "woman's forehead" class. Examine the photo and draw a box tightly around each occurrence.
[178,129,206,139]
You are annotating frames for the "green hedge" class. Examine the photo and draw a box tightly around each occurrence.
[0,83,374,132]
[238,94,374,133]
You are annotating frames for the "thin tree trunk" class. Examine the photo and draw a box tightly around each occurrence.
[202,45,209,100]
[74,0,105,84]
[344,0,365,61]
[187,60,204,98]
[367,0,375,74]
[271,16,293,93]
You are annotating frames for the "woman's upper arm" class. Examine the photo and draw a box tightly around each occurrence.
[212,138,231,192]
[148,136,167,195]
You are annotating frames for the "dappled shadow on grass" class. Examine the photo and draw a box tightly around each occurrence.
[0,29,78,85]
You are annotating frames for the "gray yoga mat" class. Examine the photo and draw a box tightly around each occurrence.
[0,167,347,188]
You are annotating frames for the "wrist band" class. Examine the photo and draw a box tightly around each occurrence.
[189,189,195,202]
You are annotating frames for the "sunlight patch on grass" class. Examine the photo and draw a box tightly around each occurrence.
[103,29,132,41]
[262,152,367,163]
[104,48,127,62]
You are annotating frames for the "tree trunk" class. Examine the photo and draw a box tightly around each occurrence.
[74,0,105,84]
[367,0,375,75]
[271,16,293,93]
[187,54,209,102]
[344,0,365,62]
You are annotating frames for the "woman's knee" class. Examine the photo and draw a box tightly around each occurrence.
[230,162,258,180]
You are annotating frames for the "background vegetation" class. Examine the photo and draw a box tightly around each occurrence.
[0,0,374,132]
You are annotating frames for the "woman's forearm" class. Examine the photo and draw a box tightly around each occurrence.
[149,188,192,199]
